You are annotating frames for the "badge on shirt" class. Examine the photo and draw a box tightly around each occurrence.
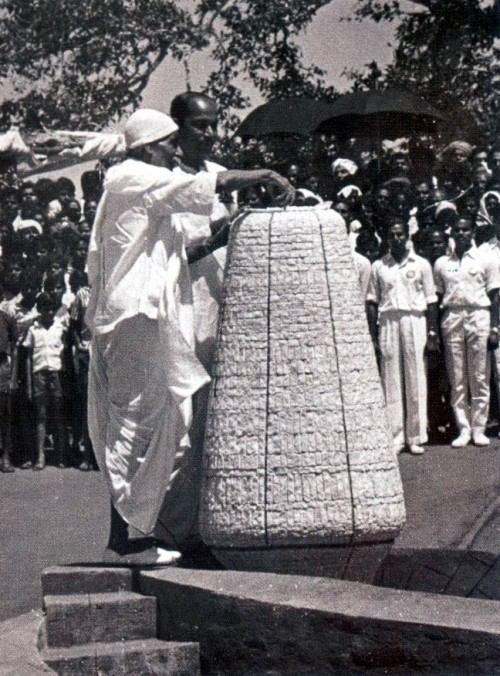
[406,270,416,279]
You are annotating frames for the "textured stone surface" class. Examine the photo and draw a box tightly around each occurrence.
[41,566,133,597]
[199,205,405,552]
[376,549,500,600]
[42,592,156,648]
[42,639,200,676]
[140,567,500,675]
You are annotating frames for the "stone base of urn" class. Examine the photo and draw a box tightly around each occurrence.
[210,541,393,584]
[199,205,406,575]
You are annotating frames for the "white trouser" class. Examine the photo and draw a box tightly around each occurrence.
[441,308,491,436]
[88,315,192,535]
[379,310,428,447]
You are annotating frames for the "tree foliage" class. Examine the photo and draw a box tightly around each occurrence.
[0,0,334,133]
[348,0,500,142]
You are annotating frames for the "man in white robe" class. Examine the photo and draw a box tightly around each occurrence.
[86,108,294,564]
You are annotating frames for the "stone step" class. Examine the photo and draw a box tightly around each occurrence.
[42,566,133,596]
[42,637,200,675]
[42,591,157,648]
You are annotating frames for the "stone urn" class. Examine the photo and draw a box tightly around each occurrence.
[198,204,406,581]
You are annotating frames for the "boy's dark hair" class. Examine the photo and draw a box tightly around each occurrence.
[56,177,75,195]
[20,267,43,292]
[69,268,88,291]
[36,292,54,312]
[44,271,65,293]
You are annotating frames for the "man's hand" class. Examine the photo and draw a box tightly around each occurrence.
[262,172,296,207]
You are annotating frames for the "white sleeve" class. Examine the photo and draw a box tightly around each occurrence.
[144,171,217,216]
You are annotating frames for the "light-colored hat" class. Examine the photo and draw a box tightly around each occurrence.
[124,109,178,150]
[332,158,358,176]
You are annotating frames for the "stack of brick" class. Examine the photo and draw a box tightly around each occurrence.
[199,204,406,573]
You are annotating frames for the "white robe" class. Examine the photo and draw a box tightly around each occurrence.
[86,159,216,534]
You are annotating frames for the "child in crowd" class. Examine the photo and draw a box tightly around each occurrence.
[23,293,69,469]
[0,278,19,472]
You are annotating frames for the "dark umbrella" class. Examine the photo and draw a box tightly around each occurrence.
[317,89,447,139]
[236,97,339,138]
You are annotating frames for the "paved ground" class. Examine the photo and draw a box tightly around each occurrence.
[0,440,499,623]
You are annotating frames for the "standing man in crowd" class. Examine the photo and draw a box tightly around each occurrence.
[434,217,500,447]
[366,218,439,455]
[86,108,294,564]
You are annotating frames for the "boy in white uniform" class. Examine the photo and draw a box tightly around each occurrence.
[367,219,439,454]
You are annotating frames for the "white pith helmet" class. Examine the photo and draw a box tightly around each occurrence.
[124,109,178,150]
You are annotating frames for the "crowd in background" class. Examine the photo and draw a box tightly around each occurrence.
[1,131,500,471]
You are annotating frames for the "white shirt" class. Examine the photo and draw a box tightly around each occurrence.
[352,251,371,300]
[86,159,217,334]
[434,246,500,309]
[367,251,437,314]
[85,158,217,400]
[23,316,68,373]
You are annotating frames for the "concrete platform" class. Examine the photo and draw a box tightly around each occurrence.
[139,567,500,675]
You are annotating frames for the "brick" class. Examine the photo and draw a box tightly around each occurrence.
[42,638,200,676]
[43,592,156,648]
[42,566,133,596]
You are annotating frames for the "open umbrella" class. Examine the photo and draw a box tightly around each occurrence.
[317,89,447,139]
[236,97,338,138]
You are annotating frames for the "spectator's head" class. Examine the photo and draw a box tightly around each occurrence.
[46,251,66,278]
[32,235,52,273]
[83,199,97,227]
[36,292,56,322]
[387,218,409,258]
[19,267,43,308]
[16,219,43,247]
[19,182,39,217]
[65,199,81,224]
[489,145,500,177]
[2,255,24,293]
[451,215,475,253]
[80,170,102,202]
[44,271,65,307]
[422,228,448,265]
[69,268,88,294]
[459,194,479,222]
[0,188,19,223]
[355,230,380,263]
[415,181,432,209]
[285,163,301,189]
[441,141,474,167]
[332,201,351,225]
[34,178,56,209]
[473,164,492,194]
[72,234,90,271]
[170,92,218,164]
[331,158,358,183]
[56,177,75,207]
[389,152,411,178]
[435,200,458,229]
[374,187,391,213]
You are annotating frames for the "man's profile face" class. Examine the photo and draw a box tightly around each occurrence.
[178,98,218,157]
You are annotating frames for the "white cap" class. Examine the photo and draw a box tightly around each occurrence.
[124,109,178,150]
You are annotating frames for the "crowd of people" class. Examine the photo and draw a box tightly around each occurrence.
[0,109,500,479]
